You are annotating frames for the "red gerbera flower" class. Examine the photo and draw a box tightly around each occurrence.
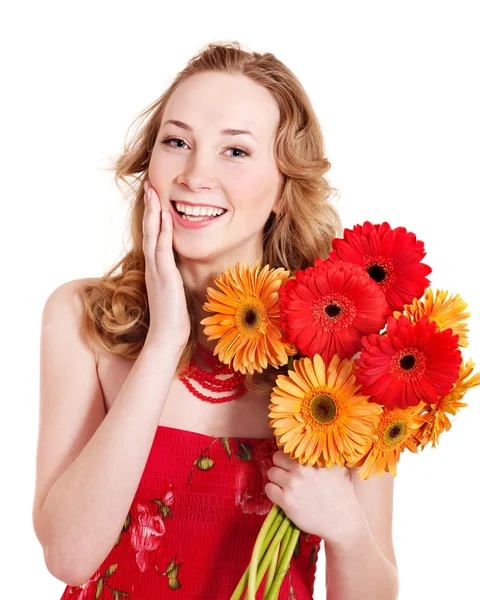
[355,315,462,409]
[278,259,389,361]
[329,221,432,313]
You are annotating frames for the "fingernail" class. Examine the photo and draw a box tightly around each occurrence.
[143,181,150,193]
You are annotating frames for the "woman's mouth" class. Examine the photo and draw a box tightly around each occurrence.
[170,200,228,229]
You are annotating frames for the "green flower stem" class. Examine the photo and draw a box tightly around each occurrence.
[276,523,294,570]
[263,526,301,600]
[263,546,280,598]
[263,523,292,598]
[263,511,287,556]
[230,508,285,600]
[246,504,282,599]
[250,514,292,597]
[229,565,250,600]
[247,504,286,600]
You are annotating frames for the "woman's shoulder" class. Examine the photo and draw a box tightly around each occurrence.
[44,277,101,322]
[43,276,103,352]
[44,277,100,310]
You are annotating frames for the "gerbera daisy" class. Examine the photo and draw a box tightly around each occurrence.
[329,221,432,313]
[268,353,383,469]
[278,259,389,362]
[416,358,480,449]
[200,260,297,375]
[346,405,426,479]
[394,288,470,347]
[355,314,462,409]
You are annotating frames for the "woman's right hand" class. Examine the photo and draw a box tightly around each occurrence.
[142,180,191,351]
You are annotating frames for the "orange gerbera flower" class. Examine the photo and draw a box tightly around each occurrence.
[346,405,426,479]
[395,288,470,347]
[268,354,383,468]
[200,260,297,375]
[416,358,480,449]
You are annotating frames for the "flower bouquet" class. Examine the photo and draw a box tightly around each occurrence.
[199,222,479,600]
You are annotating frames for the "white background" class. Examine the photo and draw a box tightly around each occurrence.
[2,1,479,598]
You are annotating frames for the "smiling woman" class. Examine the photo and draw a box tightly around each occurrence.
[32,40,403,600]
[145,69,288,263]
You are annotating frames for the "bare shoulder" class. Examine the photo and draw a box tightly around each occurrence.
[43,277,102,361]
[33,276,106,536]
[43,276,100,316]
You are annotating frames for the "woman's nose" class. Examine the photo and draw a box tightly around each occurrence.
[177,154,217,191]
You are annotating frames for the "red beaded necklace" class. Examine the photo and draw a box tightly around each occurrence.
[179,343,247,403]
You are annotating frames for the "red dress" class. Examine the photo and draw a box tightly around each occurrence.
[60,425,322,599]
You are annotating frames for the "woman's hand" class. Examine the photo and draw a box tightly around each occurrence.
[265,450,367,547]
[142,180,191,350]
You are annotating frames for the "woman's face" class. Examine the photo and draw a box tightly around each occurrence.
[148,71,284,264]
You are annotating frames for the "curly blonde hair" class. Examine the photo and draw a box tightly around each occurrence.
[80,40,342,394]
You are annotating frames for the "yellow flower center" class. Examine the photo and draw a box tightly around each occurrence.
[374,412,411,452]
[235,297,268,339]
[310,393,337,424]
[384,421,407,446]
[244,307,259,327]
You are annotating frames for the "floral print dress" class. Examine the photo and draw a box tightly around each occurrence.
[60,425,322,599]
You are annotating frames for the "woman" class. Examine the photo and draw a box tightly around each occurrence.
[32,41,399,599]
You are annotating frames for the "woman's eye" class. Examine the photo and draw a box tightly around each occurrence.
[162,137,187,150]
[161,137,250,158]
[226,147,250,158]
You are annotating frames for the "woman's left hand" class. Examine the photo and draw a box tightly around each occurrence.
[265,449,366,546]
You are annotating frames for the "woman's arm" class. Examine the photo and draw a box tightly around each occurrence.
[324,519,399,600]
[32,281,183,587]
[324,470,399,599]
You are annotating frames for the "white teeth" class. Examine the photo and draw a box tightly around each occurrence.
[173,201,226,217]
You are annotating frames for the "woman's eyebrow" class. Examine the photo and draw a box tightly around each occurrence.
[162,119,258,142]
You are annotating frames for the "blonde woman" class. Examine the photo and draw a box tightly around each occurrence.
[32,41,399,599]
